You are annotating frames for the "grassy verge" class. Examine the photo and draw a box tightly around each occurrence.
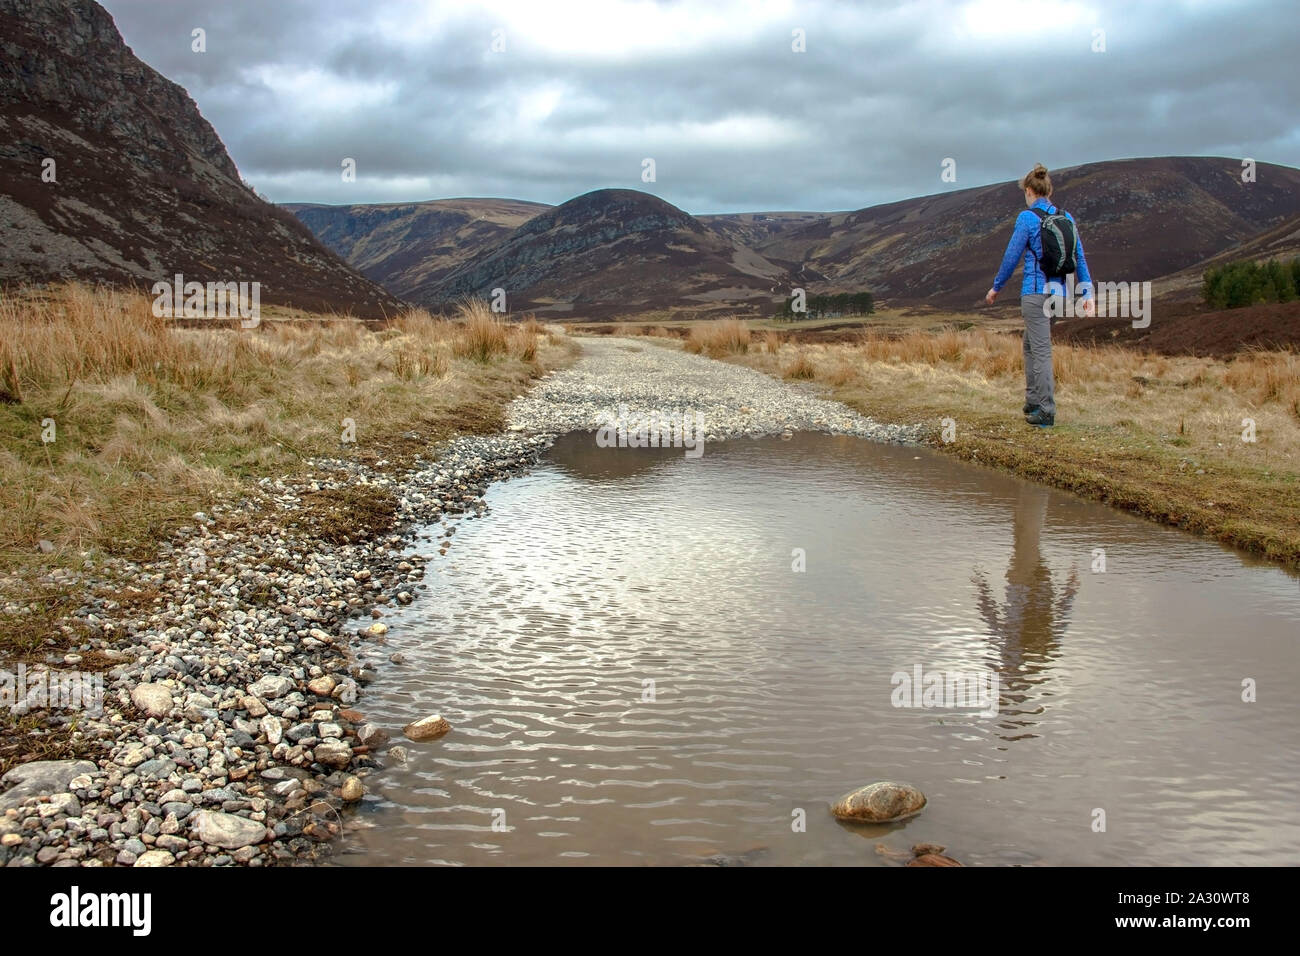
[0,285,577,577]
[672,320,1300,568]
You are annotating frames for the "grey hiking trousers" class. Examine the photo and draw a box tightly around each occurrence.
[1021,293,1054,418]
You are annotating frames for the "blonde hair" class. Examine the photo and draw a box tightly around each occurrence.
[1020,163,1053,197]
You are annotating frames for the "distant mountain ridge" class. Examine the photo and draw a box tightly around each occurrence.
[293,157,1300,316]
[755,156,1300,307]
[0,0,402,316]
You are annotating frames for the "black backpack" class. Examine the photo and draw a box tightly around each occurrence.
[1029,207,1078,279]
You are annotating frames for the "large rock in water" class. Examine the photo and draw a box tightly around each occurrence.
[403,714,451,741]
[830,782,926,823]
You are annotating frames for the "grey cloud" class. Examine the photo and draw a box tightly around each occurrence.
[99,0,1300,212]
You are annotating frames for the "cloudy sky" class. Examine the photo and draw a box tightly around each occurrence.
[100,0,1299,214]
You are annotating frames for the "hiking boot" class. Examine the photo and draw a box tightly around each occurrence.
[1025,408,1055,427]
[1023,402,1036,414]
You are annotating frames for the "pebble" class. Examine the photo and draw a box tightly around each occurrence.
[307,676,336,696]
[130,683,174,717]
[261,715,284,745]
[193,810,266,850]
[313,741,352,768]
[133,849,176,867]
[247,675,294,700]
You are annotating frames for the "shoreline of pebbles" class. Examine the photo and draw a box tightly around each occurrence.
[0,336,915,867]
[0,432,553,868]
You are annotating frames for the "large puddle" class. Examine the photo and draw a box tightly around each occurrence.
[338,432,1300,866]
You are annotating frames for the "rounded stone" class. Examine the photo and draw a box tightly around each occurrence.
[247,675,293,700]
[307,676,336,696]
[313,740,352,768]
[193,810,266,849]
[130,683,174,718]
[403,714,451,742]
[830,781,926,823]
[133,849,176,867]
[341,777,364,802]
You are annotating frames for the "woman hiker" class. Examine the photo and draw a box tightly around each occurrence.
[985,163,1094,427]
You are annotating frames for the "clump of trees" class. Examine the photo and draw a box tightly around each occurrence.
[779,291,874,320]
[1202,257,1300,309]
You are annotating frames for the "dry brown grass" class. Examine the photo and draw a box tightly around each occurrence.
[0,285,573,570]
[1224,350,1300,416]
[445,300,543,364]
[782,353,817,379]
[699,325,1300,567]
[685,317,751,357]
[451,299,507,362]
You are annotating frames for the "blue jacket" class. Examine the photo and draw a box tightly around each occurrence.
[992,197,1093,297]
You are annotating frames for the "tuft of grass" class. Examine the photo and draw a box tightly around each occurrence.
[782,353,817,379]
[685,317,751,357]
[452,299,510,362]
[448,300,545,364]
[1224,349,1300,407]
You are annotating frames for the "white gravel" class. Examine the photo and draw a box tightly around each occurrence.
[508,337,918,443]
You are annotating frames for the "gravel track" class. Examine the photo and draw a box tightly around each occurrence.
[509,336,918,443]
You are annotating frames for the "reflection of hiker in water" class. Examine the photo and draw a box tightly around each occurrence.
[972,485,1079,735]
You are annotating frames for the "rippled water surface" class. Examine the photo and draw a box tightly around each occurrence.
[339,432,1300,866]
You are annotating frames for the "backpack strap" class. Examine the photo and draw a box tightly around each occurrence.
[1026,207,1047,265]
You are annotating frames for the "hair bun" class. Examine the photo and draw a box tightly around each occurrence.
[1020,163,1053,197]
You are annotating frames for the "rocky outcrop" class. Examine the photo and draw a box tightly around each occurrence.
[0,0,403,316]
[287,198,549,298]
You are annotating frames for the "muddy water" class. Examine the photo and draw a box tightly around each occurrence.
[338,432,1300,866]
